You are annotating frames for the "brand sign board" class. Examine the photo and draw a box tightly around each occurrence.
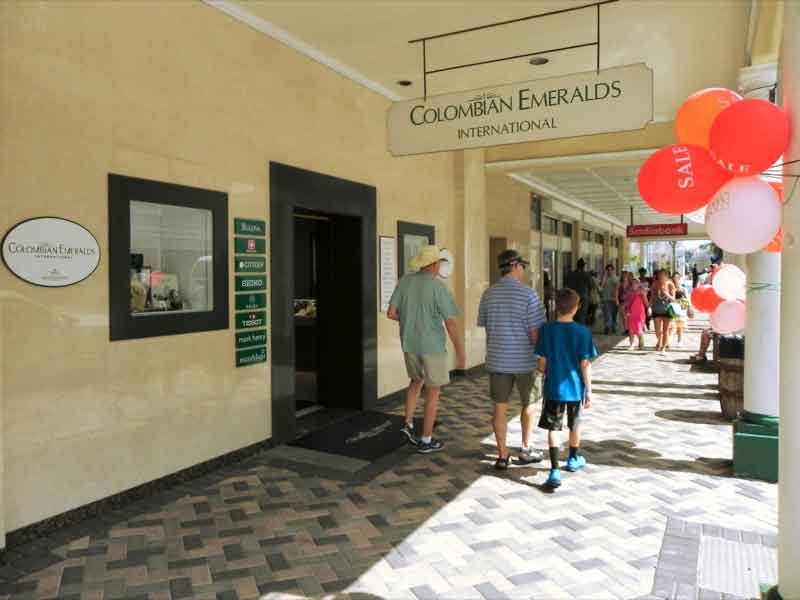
[388,63,653,156]
[626,224,688,238]
[234,218,266,236]
[235,275,267,292]
[235,292,267,311]
[234,237,266,255]
[234,255,266,273]
[236,328,267,349]
[236,346,267,367]
[1,217,100,287]
[236,310,267,330]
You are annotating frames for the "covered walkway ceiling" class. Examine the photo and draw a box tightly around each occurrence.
[208,0,753,229]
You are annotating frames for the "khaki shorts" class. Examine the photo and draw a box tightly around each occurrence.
[404,353,450,388]
[489,372,542,407]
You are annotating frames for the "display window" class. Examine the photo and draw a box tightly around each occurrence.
[108,174,229,341]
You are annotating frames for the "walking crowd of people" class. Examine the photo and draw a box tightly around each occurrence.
[388,244,698,490]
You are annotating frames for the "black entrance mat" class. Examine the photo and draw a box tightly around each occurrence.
[290,410,409,461]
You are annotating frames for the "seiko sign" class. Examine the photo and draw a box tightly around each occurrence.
[388,63,653,156]
[2,217,100,287]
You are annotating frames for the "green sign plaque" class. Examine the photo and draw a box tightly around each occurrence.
[236,310,267,330]
[236,292,267,311]
[236,329,267,348]
[234,218,266,236]
[235,255,266,273]
[236,346,267,367]
[235,275,267,292]
[234,237,266,255]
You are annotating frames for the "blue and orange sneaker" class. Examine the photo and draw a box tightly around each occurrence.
[565,455,587,472]
[544,468,562,489]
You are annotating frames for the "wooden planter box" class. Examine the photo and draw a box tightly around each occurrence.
[719,357,744,421]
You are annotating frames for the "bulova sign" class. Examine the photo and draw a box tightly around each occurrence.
[2,217,100,287]
[388,63,653,156]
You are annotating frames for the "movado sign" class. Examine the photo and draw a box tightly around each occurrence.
[2,217,100,287]
[388,63,653,156]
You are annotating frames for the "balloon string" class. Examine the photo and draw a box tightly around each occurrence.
[746,282,781,293]
[784,177,800,205]
[770,158,800,169]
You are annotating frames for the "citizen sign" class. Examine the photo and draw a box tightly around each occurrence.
[2,217,100,287]
[388,63,653,156]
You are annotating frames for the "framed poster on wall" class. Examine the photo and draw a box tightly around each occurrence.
[379,236,396,312]
[397,221,435,278]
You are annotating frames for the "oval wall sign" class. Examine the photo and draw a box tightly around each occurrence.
[1,217,100,287]
[439,248,454,279]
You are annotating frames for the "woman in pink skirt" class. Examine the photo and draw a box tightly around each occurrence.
[624,279,649,350]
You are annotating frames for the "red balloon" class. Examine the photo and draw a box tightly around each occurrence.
[638,145,732,214]
[691,285,724,313]
[709,99,790,176]
[676,88,742,149]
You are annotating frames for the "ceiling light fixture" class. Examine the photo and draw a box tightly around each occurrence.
[529,56,549,66]
[397,80,413,87]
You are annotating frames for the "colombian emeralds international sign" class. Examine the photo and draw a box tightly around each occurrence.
[2,217,100,287]
[233,218,267,366]
[388,63,653,156]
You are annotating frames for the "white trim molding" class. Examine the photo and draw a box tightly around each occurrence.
[486,148,660,172]
[202,0,402,101]
[509,172,628,230]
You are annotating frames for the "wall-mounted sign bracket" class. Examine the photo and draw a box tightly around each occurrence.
[409,0,619,99]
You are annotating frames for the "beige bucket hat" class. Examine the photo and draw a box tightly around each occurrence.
[410,245,448,271]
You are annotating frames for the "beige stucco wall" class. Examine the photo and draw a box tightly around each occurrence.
[0,1,478,531]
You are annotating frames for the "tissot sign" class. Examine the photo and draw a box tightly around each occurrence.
[388,63,653,156]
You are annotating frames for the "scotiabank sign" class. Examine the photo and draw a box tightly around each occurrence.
[627,224,688,238]
[388,63,653,156]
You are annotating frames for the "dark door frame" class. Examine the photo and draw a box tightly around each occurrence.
[269,162,377,445]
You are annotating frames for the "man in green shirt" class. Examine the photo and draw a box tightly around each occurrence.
[388,245,465,454]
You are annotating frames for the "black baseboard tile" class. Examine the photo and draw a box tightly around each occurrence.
[4,437,273,550]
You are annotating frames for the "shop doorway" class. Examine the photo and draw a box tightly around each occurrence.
[270,162,377,445]
[489,237,508,285]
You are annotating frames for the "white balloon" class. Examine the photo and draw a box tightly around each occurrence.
[707,177,782,254]
[710,300,746,334]
[712,264,746,300]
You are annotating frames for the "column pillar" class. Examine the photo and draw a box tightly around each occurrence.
[734,251,780,482]
[454,149,488,371]
[777,1,800,595]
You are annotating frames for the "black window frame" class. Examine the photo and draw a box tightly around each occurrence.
[543,216,559,235]
[562,222,573,238]
[108,173,229,341]
[397,221,435,278]
[530,194,542,231]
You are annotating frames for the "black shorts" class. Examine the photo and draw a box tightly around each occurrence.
[538,400,582,432]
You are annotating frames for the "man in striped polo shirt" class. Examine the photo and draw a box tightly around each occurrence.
[478,249,547,469]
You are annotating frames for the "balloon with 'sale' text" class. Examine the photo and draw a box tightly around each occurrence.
[638,144,732,215]
[709,99,790,176]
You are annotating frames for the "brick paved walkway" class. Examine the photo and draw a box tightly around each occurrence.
[0,322,778,599]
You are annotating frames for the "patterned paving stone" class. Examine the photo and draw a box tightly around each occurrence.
[0,322,778,599]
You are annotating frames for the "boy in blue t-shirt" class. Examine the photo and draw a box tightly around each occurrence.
[535,288,599,489]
